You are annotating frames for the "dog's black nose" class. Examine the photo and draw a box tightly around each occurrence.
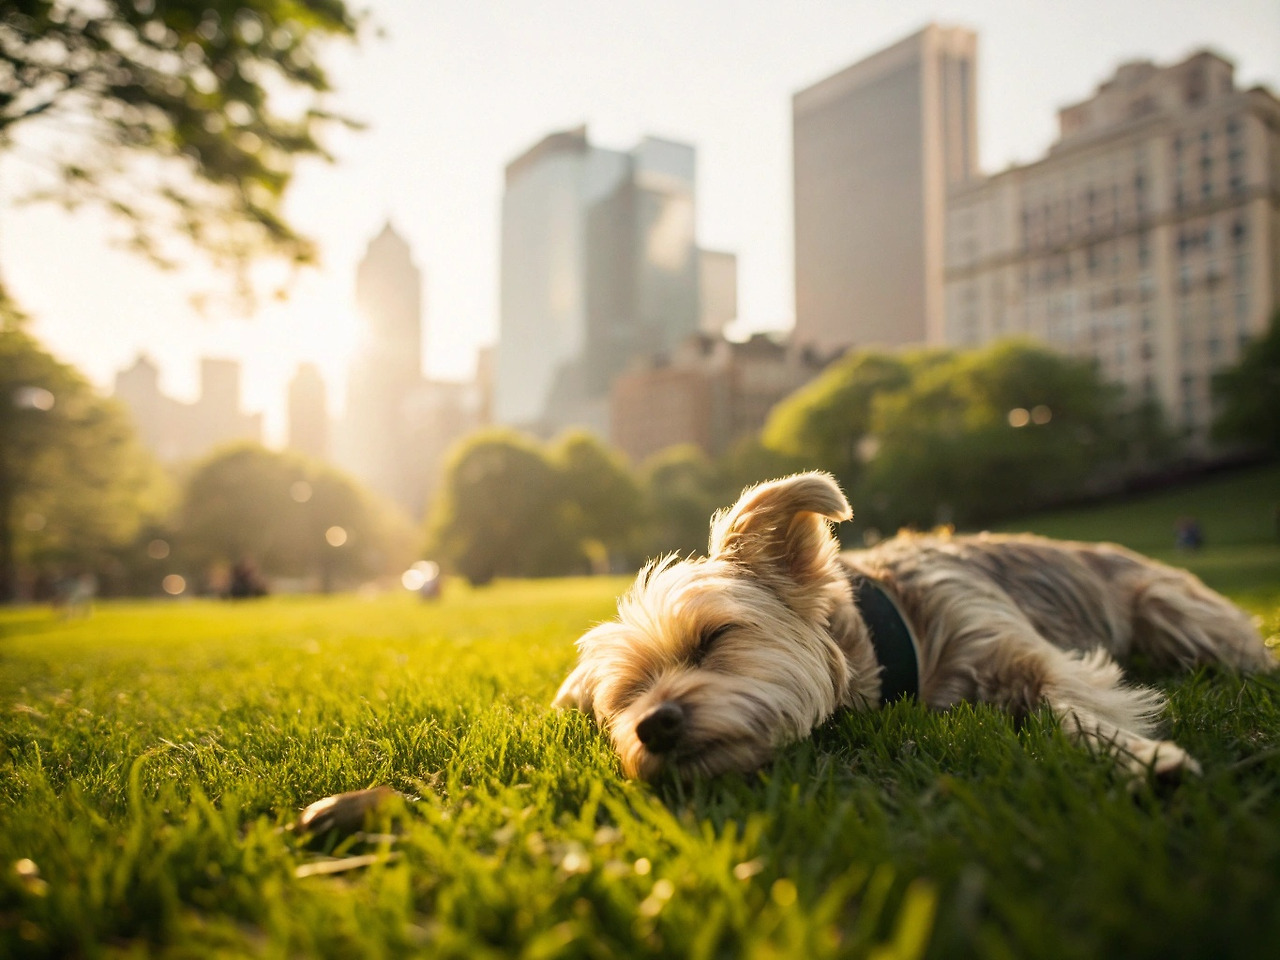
[636,702,685,753]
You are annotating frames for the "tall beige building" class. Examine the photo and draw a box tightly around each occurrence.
[286,363,329,462]
[113,355,261,463]
[945,51,1280,437]
[338,223,426,507]
[793,24,978,354]
[698,249,738,336]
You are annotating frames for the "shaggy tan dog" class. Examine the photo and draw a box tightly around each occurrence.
[554,472,1273,780]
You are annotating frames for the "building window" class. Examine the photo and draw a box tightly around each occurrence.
[1232,219,1247,245]
[1179,264,1192,293]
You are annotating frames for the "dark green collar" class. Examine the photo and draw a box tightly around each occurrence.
[851,574,919,705]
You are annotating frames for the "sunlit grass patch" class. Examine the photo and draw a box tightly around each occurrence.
[1,572,1278,958]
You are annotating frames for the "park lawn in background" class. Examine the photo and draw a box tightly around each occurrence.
[994,463,1280,596]
[1,570,1279,958]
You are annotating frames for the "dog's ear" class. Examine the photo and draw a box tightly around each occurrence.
[552,661,595,714]
[709,472,851,617]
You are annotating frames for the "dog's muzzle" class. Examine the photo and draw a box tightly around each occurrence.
[635,701,685,753]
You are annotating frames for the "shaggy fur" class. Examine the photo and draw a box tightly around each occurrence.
[554,472,1274,780]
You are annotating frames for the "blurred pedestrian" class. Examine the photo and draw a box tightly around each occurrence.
[1175,516,1204,551]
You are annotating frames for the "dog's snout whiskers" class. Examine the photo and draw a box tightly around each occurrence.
[635,701,686,753]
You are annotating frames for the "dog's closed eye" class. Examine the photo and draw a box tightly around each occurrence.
[691,625,732,665]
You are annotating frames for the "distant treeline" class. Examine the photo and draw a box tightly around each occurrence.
[3,307,1277,596]
[427,314,1280,585]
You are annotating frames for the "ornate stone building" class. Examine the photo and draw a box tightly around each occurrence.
[944,51,1280,437]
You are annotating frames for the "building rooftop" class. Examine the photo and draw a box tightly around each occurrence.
[504,125,590,185]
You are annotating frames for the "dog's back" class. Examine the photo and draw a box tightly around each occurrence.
[845,532,1269,672]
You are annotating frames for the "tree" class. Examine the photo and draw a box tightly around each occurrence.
[1,0,360,299]
[1214,310,1280,454]
[638,445,722,559]
[426,430,584,585]
[860,341,1141,530]
[179,443,412,591]
[0,317,169,600]
[761,351,915,493]
[550,430,643,572]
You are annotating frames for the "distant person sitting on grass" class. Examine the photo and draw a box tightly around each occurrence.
[54,573,97,618]
[1175,516,1204,551]
[226,559,268,599]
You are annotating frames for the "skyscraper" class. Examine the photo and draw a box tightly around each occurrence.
[287,363,329,461]
[355,222,423,395]
[792,24,978,354]
[340,223,425,505]
[496,126,702,436]
[698,249,739,337]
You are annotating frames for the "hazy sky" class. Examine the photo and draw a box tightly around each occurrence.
[3,0,1278,443]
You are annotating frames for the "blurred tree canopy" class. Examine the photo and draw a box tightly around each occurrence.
[549,430,644,571]
[761,351,914,495]
[0,0,360,301]
[427,340,1172,578]
[861,342,1139,530]
[1214,310,1280,455]
[428,430,806,581]
[0,318,170,600]
[426,430,585,585]
[763,339,1170,535]
[179,443,413,590]
[638,444,720,559]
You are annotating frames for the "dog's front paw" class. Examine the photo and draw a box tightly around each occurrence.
[1127,739,1202,784]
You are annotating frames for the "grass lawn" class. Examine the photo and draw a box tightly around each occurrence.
[2,478,1279,958]
[993,463,1280,597]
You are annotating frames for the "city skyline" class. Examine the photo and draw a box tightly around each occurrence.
[2,1,1277,444]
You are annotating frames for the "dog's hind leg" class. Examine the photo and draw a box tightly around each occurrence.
[1128,562,1273,672]
[1073,543,1273,672]
[968,635,1196,779]
[914,579,1200,779]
